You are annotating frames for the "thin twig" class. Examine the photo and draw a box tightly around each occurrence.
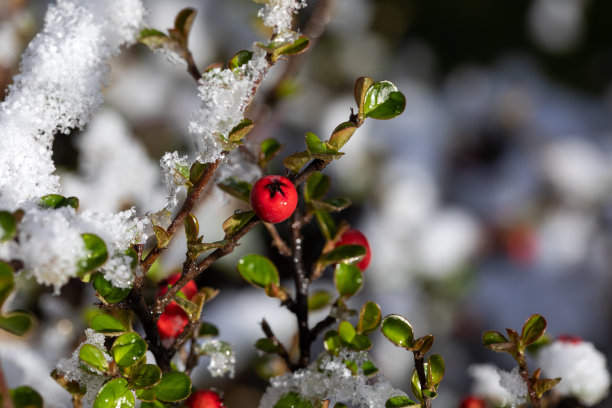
[516,352,541,408]
[413,351,432,408]
[261,319,296,371]
[263,222,292,256]
[309,315,336,342]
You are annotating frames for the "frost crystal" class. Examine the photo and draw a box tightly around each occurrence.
[56,328,112,406]
[258,0,307,34]
[259,350,408,408]
[468,364,528,408]
[536,340,610,406]
[199,339,236,378]
[0,0,145,211]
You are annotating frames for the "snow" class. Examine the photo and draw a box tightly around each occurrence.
[199,339,236,378]
[469,364,528,408]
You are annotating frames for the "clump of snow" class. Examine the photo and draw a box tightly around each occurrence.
[259,350,408,408]
[160,151,192,211]
[0,0,145,211]
[55,328,112,406]
[468,364,528,407]
[258,0,307,34]
[61,109,165,214]
[199,339,236,378]
[536,340,610,406]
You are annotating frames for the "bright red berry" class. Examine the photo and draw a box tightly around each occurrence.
[249,175,298,224]
[558,334,582,344]
[459,396,486,408]
[156,273,198,340]
[335,229,371,271]
[187,390,224,408]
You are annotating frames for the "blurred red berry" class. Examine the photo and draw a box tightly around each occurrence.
[156,273,198,340]
[558,334,582,344]
[335,229,372,271]
[459,396,486,408]
[156,272,198,299]
[186,390,224,408]
[249,175,298,224]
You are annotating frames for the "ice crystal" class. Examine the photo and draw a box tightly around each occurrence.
[259,350,407,408]
[536,340,610,406]
[160,151,191,210]
[469,364,528,408]
[56,329,112,407]
[199,339,236,378]
[0,0,145,211]
[257,0,307,34]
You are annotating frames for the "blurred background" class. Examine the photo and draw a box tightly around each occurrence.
[2,0,612,406]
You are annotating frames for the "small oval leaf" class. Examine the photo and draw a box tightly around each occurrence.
[79,344,109,373]
[385,396,418,408]
[92,273,130,304]
[0,312,33,336]
[151,371,191,402]
[198,322,219,337]
[112,332,147,368]
[0,211,17,242]
[482,330,508,346]
[323,330,341,356]
[130,364,162,390]
[334,263,363,297]
[521,314,547,346]
[358,301,382,335]
[91,313,128,334]
[427,354,445,386]
[93,378,134,408]
[363,81,406,120]
[10,386,43,408]
[304,172,330,203]
[381,315,414,348]
[338,321,356,344]
[308,290,332,311]
[78,234,108,276]
[236,254,280,289]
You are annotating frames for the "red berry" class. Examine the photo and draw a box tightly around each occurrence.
[558,334,582,344]
[336,229,371,271]
[187,390,224,408]
[156,273,197,340]
[157,302,189,340]
[249,175,298,224]
[459,396,486,408]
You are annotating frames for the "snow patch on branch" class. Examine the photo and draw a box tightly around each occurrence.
[258,0,307,34]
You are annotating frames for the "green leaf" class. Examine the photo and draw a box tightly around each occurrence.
[363,81,406,120]
[93,378,134,408]
[198,322,219,337]
[410,369,423,403]
[152,226,171,249]
[357,301,382,335]
[427,354,445,386]
[0,211,17,242]
[0,312,33,336]
[349,334,372,351]
[228,50,254,71]
[229,118,254,143]
[189,161,209,186]
[259,138,283,169]
[135,389,157,403]
[411,335,434,354]
[39,194,65,209]
[236,254,280,289]
[328,122,357,151]
[151,371,191,402]
[381,315,414,348]
[314,210,336,241]
[305,132,328,156]
[319,245,366,268]
[184,213,199,242]
[65,197,80,209]
[311,198,351,213]
[187,240,226,261]
[385,396,418,408]
[10,386,43,408]
[334,263,363,297]
[77,234,108,276]
[521,314,547,346]
[362,360,379,376]
[323,330,341,356]
[91,313,128,334]
[304,172,330,203]
[172,294,201,320]
[354,76,375,116]
[482,330,508,346]
[93,273,131,304]
[283,151,311,174]
[308,290,332,311]
[139,29,169,49]
[112,332,147,368]
[274,35,310,58]
[129,364,162,390]
[255,338,281,354]
[484,341,517,354]
[533,377,561,399]
[338,321,356,344]
[79,344,109,373]
[273,392,313,408]
[222,210,255,238]
[0,261,15,308]
[217,178,252,203]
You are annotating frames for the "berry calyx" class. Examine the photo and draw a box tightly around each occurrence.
[459,396,486,408]
[156,273,198,340]
[335,229,371,271]
[186,390,224,408]
[250,175,298,224]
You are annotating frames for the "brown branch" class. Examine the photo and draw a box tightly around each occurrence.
[141,157,222,272]
[414,351,432,408]
[309,315,336,342]
[263,222,292,256]
[261,319,297,371]
[516,352,541,408]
